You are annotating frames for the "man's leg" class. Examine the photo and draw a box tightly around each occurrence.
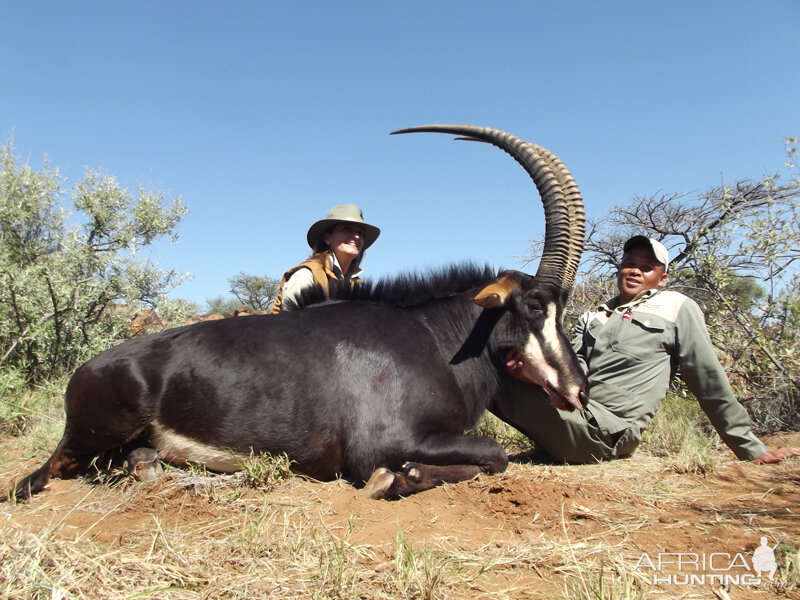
[489,378,617,464]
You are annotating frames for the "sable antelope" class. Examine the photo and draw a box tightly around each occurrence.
[11,125,587,501]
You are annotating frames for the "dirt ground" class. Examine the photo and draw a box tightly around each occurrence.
[2,432,799,599]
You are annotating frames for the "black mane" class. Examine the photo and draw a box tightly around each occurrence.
[298,263,501,309]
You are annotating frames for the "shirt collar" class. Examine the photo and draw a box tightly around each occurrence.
[328,252,363,279]
[600,288,661,314]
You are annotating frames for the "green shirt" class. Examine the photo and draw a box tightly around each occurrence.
[573,288,767,460]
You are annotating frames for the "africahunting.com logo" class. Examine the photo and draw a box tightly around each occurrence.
[633,535,789,588]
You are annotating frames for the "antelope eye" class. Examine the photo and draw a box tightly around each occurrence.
[527,301,544,315]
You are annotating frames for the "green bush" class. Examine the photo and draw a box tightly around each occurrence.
[0,142,188,382]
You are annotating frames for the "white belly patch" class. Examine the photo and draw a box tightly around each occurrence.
[149,421,244,473]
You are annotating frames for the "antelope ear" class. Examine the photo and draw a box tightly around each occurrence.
[473,273,520,308]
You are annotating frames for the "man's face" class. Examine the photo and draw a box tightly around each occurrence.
[617,246,668,304]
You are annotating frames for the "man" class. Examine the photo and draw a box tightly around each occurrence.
[493,235,799,464]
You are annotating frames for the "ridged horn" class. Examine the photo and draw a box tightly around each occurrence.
[390,125,585,290]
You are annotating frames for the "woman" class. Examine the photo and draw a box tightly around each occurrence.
[270,203,380,313]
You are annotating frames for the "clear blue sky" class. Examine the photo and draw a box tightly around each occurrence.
[3,1,798,307]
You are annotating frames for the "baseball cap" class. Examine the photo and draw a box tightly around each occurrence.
[623,235,670,272]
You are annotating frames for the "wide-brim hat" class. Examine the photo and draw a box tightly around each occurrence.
[623,235,670,272]
[306,203,381,251]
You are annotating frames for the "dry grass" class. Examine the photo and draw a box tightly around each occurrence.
[4,457,798,599]
[0,495,638,599]
[1,385,798,599]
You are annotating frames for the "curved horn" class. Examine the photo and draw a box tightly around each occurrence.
[390,125,585,290]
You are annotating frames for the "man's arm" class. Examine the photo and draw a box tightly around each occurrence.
[570,312,591,375]
[676,298,797,462]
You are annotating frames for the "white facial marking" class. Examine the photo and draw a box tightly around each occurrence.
[521,301,561,389]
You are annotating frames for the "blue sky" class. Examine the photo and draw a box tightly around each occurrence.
[3,2,798,307]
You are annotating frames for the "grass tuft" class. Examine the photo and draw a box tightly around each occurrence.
[472,412,536,456]
[561,560,650,600]
[641,389,721,474]
[233,450,294,491]
[0,372,65,438]
[776,543,800,590]
[393,527,461,600]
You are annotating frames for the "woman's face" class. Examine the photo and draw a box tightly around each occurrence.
[324,222,365,260]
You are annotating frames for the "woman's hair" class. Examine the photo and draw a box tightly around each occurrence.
[348,249,366,274]
[312,236,331,254]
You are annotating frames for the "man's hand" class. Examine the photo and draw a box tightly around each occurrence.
[752,447,800,464]
[505,349,525,379]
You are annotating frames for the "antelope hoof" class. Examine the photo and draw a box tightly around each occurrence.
[364,467,396,500]
[123,447,163,482]
[402,462,423,482]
